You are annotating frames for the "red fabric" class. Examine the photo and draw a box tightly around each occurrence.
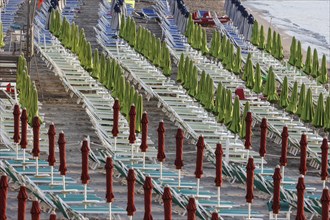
[37,0,43,9]
[126,169,136,216]
[128,105,136,144]
[30,201,41,220]
[215,143,223,187]
[105,157,114,203]
[49,213,56,220]
[0,176,8,220]
[20,109,28,149]
[272,166,282,214]
[244,112,252,150]
[58,132,67,176]
[143,176,153,220]
[140,112,149,152]
[162,187,172,220]
[235,88,245,100]
[280,126,289,166]
[195,135,205,179]
[32,116,40,157]
[186,197,196,220]
[299,134,308,175]
[47,123,56,166]
[13,104,20,143]
[111,99,120,137]
[80,140,90,185]
[259,118,268,157]
[17,186,28,220]
[296,176,306,220]
[192,12,198,20]
[321,188,330,220]
[245,157,255,203]
[6,83,10,92]
[321,138,329,181]
[211,212,219,220]
[174,128,184,169]
[157,121,166,162]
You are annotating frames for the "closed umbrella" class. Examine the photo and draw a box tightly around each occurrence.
[321,187,330,220]
[288,37,296,66]
[312,93,324,128]
[317,55,328,84]
[81,139,90,203]
[265,27,272,53]
[286,81,298,114]
[112,99,120,152]
[140,112,149,169]
[246,157,255,219]
[126,169,136,219]
[13,104,20,159]
[20,108,28,166]
[245,112,253,158]
[0,175,8,220]
[32,116,41,176]
[320,138,328,188]
[299,134,308,176]
[301,88,314,123]
[272,166,282,219]
[48,123,56,185]
[105,157,114,220]
[296,175,306,220]
[240,102,250,139]
[143,176,153,220]
[311,48,319,78]
[245,59,254,89]
[228,96,241,134]
[187,197,196,220]
[253,63,263,94]
[259,118,268,174]
[280,76,289,108]
[49,212,56,220]
[157,120,166,180]
[215,143,223,207]
[195,135,205,197]
[224,90,233,126]
[58,131,67,191]
[31,200,41,220]
[296,83,306,117]
[296,41,303,69]
[280,126,289,180]
[162,187,172,220]
[258,25,265,50]
[266,68,279,103]
[175,128,184,188]
[17,186,28,220]
[129,105,136,160]
[303,46,312,75]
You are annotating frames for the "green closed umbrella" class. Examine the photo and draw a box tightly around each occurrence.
[286,81,298,114]
[246,59,255,89]
[119,14,126,38]
[317,55,328,84]
[206,77,215,111]
[324,97,330,131]
[185,14,193,37]
[148,33,154,61]
[303,46,312,75]
[214,83,223,114]
[188,66,198,97]
[210,31,217,57]
[16,55,25,91]
[239,101,250,138]
[201,29,209,55]
[233,47,242,75]
[188,24,195,45]
[177,53,185,82]
[263,66,272,96]
[271,30,277,57]
[301,88,314,123]
[121,80,130,115]
[280,76,289,108]
[215,32,221,59]
[242,53,251,81]
[99,52,106,84]
[92,49,100,78]
[196,70,206,101]
[312,93,324,128]
[267,68,279,103]
[265,27,272,53]
[288,37,296,66]
[0,22,4,48]
[228,96,241,134]
[105,58,112,90]
[224,90,233,126]
[203,74,211,107]
[185,59,194,89]
[182,56,190,86]
[160,41,166,69]
[217,87,227,123]
[295,41,303,69]
[258,25,265,50]
[136,94,143,133]
[219,35,227,61]
[251,20,259,46]
[154,38,161,67]
[118,75,126,104]
[163,47,172,76]
[311,48,319,78]
[253,63,263,94]
[129,19,136,47]
[85,42,93,72]
[226,44,234,72]
[296,83,306,116]
[223,39,231,67]
[72,24,79,54]
[276,33,284,60]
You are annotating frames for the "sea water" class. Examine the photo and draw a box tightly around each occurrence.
[243,0,330,60]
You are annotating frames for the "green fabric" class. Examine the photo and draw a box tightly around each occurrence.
[92,48,100,78]
[233,47,242,75]
[163,47,172,76]
[219,35,227,61]
[311,48,319,78]
[218,87,227,123]
[182,56,190,86]
[324,97,330,131]
[185,59,194,89]
[188,24,194,45]
[105,58,112,89]
[312,93,324,128]
[224,90,233,126]
[129,19,136,47]
[317,55,328,84]
[265,27,272,53]
[303,46,312,75]
[226,44,234,72]
[201,29,209,55]
[214,83,223,114]
[295,41,303,69]
[271,30,277,57]
[119,14,126,38]
[239,101,250,138]
[251,20,259,46]
[210,31,216,57]
[253,63,263,94]
[288,37,296,66]
[177,53,185,82]
[258,25,265,50]
[242,53,251,81]
[215,32,221,58]
[296,83,306,116]
[246,59,255,89]
[136,94,143,133]
[228,96,241,134]
[0,22,4,48]
[196,70,206,101]
[280,76,289,108]
[185,14,193,37]
[188,66,198,97]
[276,33,284,60]
[263,66,271,96]
[206,77,215,111]
[266,67,279,103]
[286,81,298,114]
[85,42,93,71]
[99,52,106,84]
[301,88,314,123]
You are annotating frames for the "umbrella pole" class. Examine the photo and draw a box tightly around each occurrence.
[109,202,112,220]
[274,214,278,220]
[248,203,251,220]
[261,157,264,174]
[23,149,26,170]
[160,162,163,180]
[217,187,221,208]
[246,150,249,160]
[196,178,200,197]
[35,157,39,176]
[84,184,87,208]
[50,166,53,185]
[142,152,145,169]
[114,137,117,153]
[323,180,326,189]
[128,216,132,220]
[16,143,19,159]
[281,166,285,182]
[178,169,181,189]
[131,144,134,162]
[62,175,66,197]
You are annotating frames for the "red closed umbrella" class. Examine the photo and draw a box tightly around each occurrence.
[140,112,148,169]
[245,112,253,151]
[48,123,56,185]
[49,212,56,220]
[299,134,307,176]
[320,138,329,188]
[13,104,20,159]
[20,109,28,164]
[280,126,288,180]
[112,99,120,152]
[58,131,67,190]
[81,139,90,202]
[129,105,136,161]
[17,186,28,220]
[246,157,255,219]
[321,187,330,220]
[259,118,268,174]
[126,169,136,219]
[0,175,8,220]
[175,128,184,188]
[143,176,153,220]
[187,197,196,220]
[32,116,41,176]
[272,165,282,216]
[215,143,223,207]
[211,212,219,220]
[296,175,306,220]
[195,135,205,196]
[30,200,41,220]
[162,187,172,220]
[157,121,166,179]
[105,157,114,220]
